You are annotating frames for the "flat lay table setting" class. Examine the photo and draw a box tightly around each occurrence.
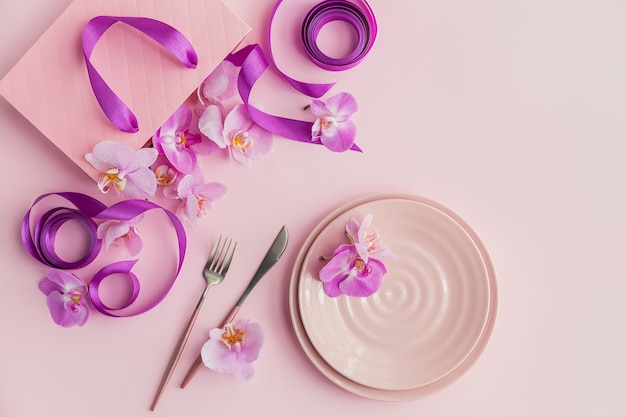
[1,0,625,416]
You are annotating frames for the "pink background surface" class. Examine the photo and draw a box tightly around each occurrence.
[1,0,625,416]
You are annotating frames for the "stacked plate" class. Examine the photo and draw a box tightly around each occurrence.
[289,194,498,401]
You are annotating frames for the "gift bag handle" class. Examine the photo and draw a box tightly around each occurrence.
[82,16,198,133]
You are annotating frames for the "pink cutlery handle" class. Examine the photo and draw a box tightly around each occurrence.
[222,305,240,325]
[180,305,241,388]
[150,305,201,410]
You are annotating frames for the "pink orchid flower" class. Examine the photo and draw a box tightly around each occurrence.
[165,173,226,224]
[310,92,358,152]
[197,59,239,106]
[319,244,386,297]
[201,320,265,380]
[345,214,398,263]
[198,104,273,165]
[152,104,202,174]
[85,140,158,199]
[96,214,144,256]
[154,164,178,187]
[38,269,89,327]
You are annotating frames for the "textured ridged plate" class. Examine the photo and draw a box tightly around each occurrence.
[290,194,497,400]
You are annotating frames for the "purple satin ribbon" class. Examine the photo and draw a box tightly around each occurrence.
[301,0,377,71]
[22,192,187,317]
[227,44,362,152]
[267,0,377,98]
[82,16,198,133]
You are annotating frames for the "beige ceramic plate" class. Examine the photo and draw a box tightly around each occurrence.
[289,194,497,401]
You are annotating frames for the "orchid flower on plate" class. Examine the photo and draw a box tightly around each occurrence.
[96,213,145,256]
[85,140,158,199]
[310,92,358,152]
[319,244,387,297]
[201,320,264,380]
[163,170,227,224]
[319,214,397,297]
[345,214,398,263]
[38,269,90,327]
[198,104,273,165]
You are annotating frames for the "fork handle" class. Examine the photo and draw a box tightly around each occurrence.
[150,289,208,410]
[179,305,241,388]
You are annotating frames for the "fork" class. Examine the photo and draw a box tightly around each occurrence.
[150,236,236,411]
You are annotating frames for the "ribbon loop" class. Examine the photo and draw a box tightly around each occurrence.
[22,192,187,318]
[227,44,362,151]
[82,16,198,133]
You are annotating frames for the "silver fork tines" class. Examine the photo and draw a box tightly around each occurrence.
[205,236,236,278]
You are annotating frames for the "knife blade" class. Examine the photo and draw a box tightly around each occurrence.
[180,225,289,388]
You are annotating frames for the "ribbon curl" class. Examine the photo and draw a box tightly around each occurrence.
[227,44,362,152]
[22,192,187,318]
[82,16,198,133]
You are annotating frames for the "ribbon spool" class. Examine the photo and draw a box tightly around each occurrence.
[301,0,377,71]
[268,0,377,98]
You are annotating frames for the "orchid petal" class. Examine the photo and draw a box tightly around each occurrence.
[200,60,238,101]
[245,124,274,159]
[124,229,144,256]
[98,221,131,250]
[160,105,192,137]
[119,167,157,199]
[325,92,358,122]
[319,245,356,283]
[135,147,159,168]
[338,259,385,297]
[46,291,89,327]
[345,218,360,242]
[309,99,329,117]
[40,269,86,293]
[320,119,357,152]
[196,181,227,201]
[198,105,227,148]
[162,144,196,174]
[223,104,253,139]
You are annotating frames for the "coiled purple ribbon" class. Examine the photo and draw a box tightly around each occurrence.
[82,16,198,133]
[21,192,187,317]
[268,0,377,98]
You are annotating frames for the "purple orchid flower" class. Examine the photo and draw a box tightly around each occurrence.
[164,172,226,224]
[319,244,387,298]
[96,214,144,256]
[345,214,398,263]
[310,92,358,152]
[197,59,239,106]
[38,269,90,327]
[198,104,273,165]
[152,104,203,174]
[201,320,265,380]
[85,140,158,199]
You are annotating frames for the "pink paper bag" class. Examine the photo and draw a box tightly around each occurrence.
[0,0,250,181]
